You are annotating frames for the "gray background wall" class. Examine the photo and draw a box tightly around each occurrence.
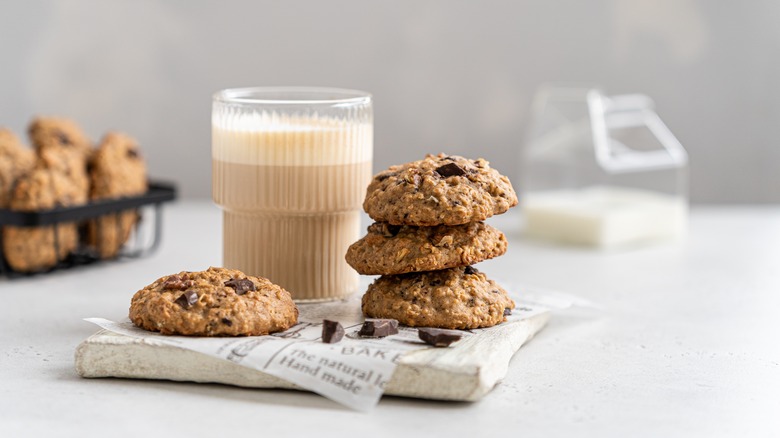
[1,0,778,203]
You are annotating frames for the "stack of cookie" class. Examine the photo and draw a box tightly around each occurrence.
[346,153,518,329]
[0,117,147,272]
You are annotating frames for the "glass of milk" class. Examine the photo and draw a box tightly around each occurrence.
[212,87,372,301]
[521,86,688,248]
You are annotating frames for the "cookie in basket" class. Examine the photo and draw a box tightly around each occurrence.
[361,266,515,329]
[129,267,299,336]
[0,129,35,208]
[346,221,507,275]
[86,132,148,258]
[363,153,518,226]
[1,167,87,272]
[29,117,92,196]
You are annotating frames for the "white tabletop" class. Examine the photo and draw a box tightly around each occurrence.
[2,202,779,437]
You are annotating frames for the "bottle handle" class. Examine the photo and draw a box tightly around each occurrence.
[588,90,688,174]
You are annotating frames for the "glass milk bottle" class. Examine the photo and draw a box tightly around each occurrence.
[521,86,688,248]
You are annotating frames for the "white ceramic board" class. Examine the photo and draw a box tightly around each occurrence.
[75,312,549,402]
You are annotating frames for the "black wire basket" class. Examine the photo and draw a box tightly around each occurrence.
[0,181,176,278]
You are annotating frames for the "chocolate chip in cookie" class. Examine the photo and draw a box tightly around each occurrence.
[224,277,256,295]
[174,290,199,309]
[162,274,194,291]
[434,162,466,178]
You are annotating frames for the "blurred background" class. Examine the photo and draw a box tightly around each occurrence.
[0,0,777,203]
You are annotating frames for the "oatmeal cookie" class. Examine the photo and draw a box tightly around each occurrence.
[129,266,299,336]
[346,221,507,275]
[29,117,92,196]
[0,129,35,208]
[361,266,515,329]
[87,132,148,258]
[363,153,518,226]
[1,168,86,272]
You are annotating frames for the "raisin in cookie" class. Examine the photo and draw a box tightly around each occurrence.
[363,154,518,226]
[87,132,148,258]
[346,221,507,275]
[0,129,35,208]
[1,168,86,272]
[129,267,299,336]
[361,266,515,329]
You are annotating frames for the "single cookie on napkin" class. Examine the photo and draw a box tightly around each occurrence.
[130,267,299,336]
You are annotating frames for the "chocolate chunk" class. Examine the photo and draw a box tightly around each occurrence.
[418,328,463,347]
[463,265,478,275]
[435,162,466,178]
[162,274,193,291]
[56,131,71,145]
[174,290,198,309]
[224,278,256,295]
[127,148,140,159]
[384,224,401,237]
[504,308,512,316]
[222,318,233,326]
[376,172,394,182]
[358,319,399,338]
[321,320,345,344]
[369,222,401,237]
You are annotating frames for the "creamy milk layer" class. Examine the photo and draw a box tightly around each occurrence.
[523,186,687,247]
[212,114,372,166]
